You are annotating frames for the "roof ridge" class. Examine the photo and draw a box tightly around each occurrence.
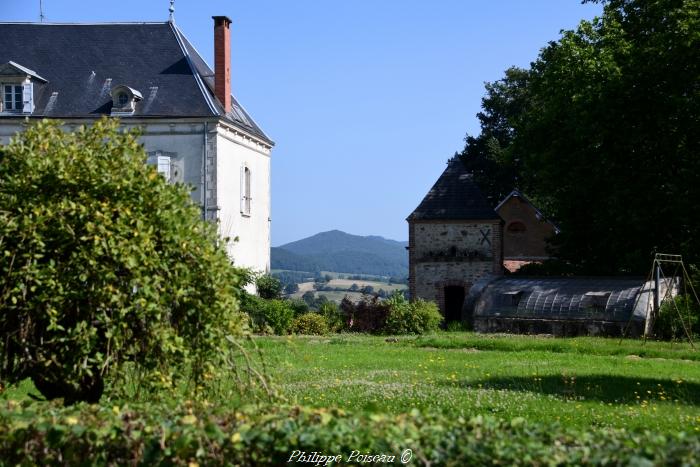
[0,21,169,25]
[168,22,218,116]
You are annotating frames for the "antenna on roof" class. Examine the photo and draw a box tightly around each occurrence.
[168,0,175,22]
[39,0,45,22]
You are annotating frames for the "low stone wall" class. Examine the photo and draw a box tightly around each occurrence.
[473,316,644,337]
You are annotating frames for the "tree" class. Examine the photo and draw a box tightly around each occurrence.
[284,282,299,295]
[461,0,700,274]
[0,119,246,403]
[302,291,316,307]
[256,274,283,299]
[360,285,375,295]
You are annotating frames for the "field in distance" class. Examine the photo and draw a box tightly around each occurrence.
[289,278,406,303]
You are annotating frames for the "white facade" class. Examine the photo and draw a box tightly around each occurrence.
[0,117,273,275]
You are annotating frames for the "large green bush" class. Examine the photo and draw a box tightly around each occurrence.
[318,301,346,332]
[1,402,699,465]
[242,294,294,335]
[384,293,443,335]
[291,313,329,335]
[0,119,246,403]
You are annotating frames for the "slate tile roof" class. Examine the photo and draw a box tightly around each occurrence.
[408,158,501,221]
[0,22,272,145]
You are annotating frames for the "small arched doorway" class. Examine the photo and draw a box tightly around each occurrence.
[444,286,465,323]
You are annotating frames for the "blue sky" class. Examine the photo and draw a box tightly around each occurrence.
[5,0,602,245]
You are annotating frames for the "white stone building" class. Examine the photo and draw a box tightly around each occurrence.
[0,16,274,276]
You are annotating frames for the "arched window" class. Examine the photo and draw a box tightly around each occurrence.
[241,165,252,216]
[507,221,526,234]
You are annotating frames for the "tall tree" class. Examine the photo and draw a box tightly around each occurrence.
[461,0,700,274]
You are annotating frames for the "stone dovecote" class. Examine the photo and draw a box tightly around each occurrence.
[407,158,503,325]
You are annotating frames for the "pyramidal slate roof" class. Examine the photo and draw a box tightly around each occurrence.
[0,21,272,145]
[408,158,500,221]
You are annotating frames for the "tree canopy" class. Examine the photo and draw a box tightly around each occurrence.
[0,119,246,403]
[460,0,700,274]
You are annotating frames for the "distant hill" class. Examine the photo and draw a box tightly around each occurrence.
[271,230,408,278]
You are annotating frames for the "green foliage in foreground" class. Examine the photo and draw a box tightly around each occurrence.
[0,401,699,466]
[0,119,246,403]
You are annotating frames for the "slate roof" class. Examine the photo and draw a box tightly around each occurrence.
[408,158,501,221]
[0,22,272,145]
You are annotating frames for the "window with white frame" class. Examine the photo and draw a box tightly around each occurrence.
[2,84,23,112]
[241,165,252,216]
[146,150,176,181]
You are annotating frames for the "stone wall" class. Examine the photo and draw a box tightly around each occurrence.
[409,219,503,313]
[474,317,644,337]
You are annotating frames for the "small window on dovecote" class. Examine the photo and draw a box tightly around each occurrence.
[507,221,526,234]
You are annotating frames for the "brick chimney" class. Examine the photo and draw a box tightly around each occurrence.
[212,16,232,113]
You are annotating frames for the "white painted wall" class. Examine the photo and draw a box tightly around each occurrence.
[214,123,271,275]
[0,117,273,279]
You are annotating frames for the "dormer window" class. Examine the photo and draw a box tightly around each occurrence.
[110,84,142,116]
[0,61,47,114]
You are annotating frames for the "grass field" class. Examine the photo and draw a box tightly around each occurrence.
[290,279,405,303]
[255,333,700,433]
[327,279,407,292]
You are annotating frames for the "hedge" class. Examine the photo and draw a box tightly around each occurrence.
[0,401,698,465]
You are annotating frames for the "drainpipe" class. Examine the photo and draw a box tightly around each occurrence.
[202,121,208,220]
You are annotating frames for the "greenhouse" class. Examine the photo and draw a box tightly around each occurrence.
[466,276,676,336]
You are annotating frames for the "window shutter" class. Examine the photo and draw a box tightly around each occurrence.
[22,79,33,113]
[245,167,252,215]
[240,165,246,213]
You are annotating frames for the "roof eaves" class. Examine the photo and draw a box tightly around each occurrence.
[228,94,274,145]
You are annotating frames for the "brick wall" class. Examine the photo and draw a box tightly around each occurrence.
[497,197,556,260]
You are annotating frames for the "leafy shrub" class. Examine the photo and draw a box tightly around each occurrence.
[0,120,245,403]
[1,402,699,465]
[243,296,294,335]
[445,320,470,332]
[291,313,329,335]
[255,274,282,299]
[287,298,310,316]
[655,295,700,340]
[341,295,390,333]
[384,293,443,335]
[318,302,346,332]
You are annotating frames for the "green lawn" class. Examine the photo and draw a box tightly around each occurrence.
[255,333,700,433]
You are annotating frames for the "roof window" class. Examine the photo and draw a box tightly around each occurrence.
[0,61,47,114]
[110,84,142,116]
